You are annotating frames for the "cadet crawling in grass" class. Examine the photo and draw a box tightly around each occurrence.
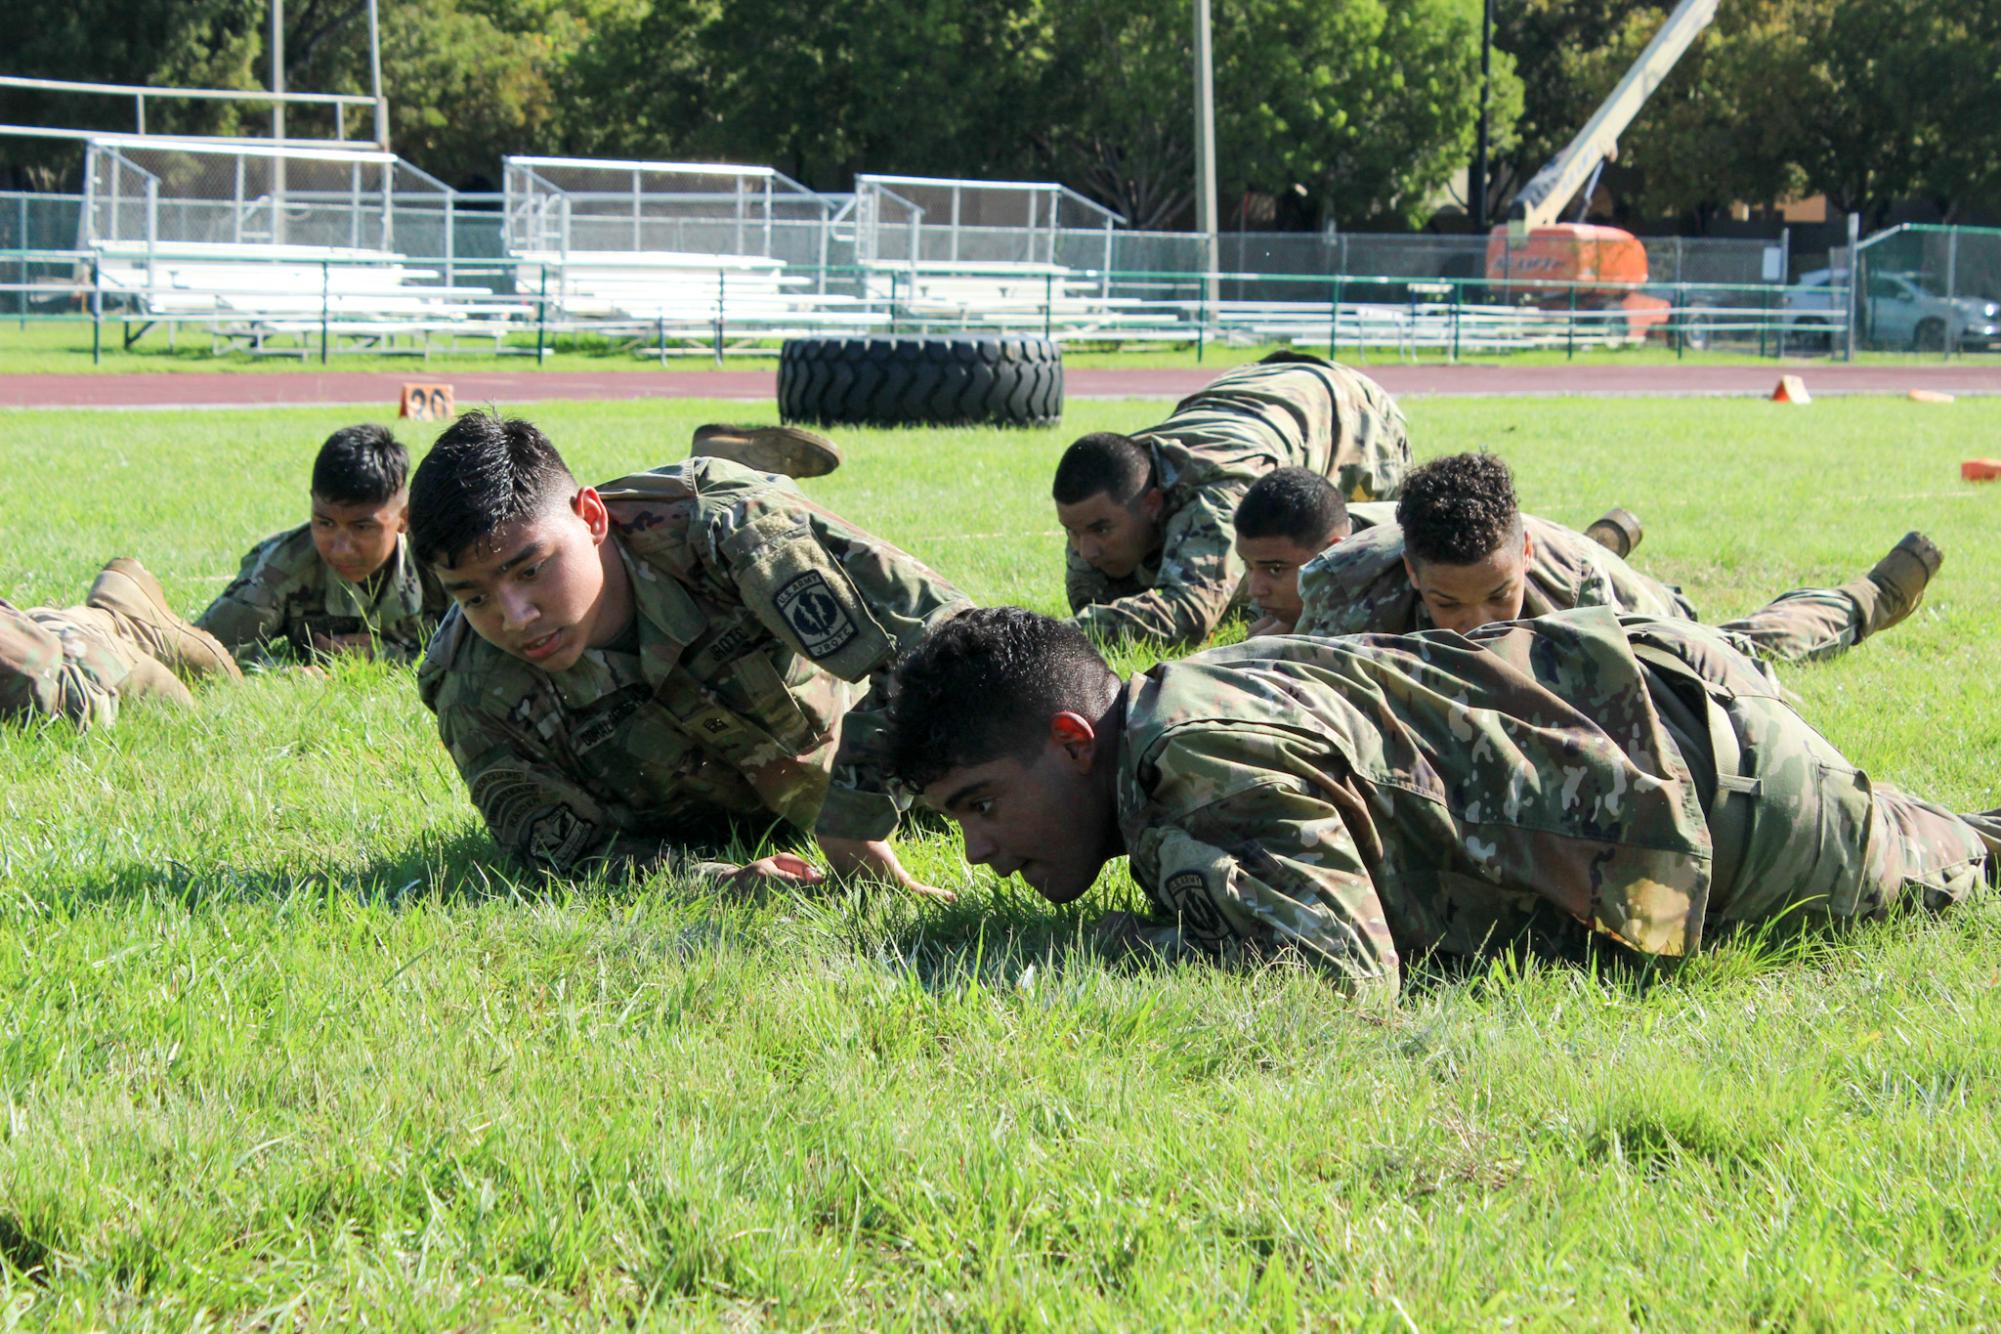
[1055,351,1411,648]
[885,607,2000,1001]
[1291,452,1940,664]
[198,424,449,667]
[413,411,967,896]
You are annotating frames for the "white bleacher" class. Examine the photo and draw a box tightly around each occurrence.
[502,157,880,350]
[83,137,519,352]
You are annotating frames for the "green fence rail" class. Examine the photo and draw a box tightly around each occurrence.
[0,245,1856,366]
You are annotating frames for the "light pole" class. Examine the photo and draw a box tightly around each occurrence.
[1473,0,1492,231]
[1194,0,1219,303]
[367,0,387,148]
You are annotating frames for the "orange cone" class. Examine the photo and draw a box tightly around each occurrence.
[1771,374,1811,404]
[1962,459,2001,482]
[1908,388,1956,404]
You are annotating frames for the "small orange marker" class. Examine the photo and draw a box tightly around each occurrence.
[399,382,455,421]
[1908,388,1956,404]
[1961,459,2001,482]
[1770,374,1810,404]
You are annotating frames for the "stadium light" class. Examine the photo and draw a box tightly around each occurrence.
[1194,0,1219,299]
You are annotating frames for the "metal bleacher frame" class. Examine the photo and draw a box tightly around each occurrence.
[81,135,520,357]
[501,156,888,358]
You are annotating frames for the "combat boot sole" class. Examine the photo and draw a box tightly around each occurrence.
[1846,530,1944,637]
[692,423,843,479]
[1583,507,1644,560]
[88,557,244,684]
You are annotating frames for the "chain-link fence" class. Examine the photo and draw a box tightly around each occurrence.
[1852,224,2001,355]
[8,175,1929,362]
[501,158,840,269]
[82,138,458,258]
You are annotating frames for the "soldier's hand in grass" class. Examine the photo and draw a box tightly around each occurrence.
[725,852,826,891]
[1245,614,1293,639]
[816,835,957,903]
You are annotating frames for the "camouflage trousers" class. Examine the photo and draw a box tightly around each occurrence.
[1694,687,1996,929]
[1715,586,1869,666]
[0,602,175,730]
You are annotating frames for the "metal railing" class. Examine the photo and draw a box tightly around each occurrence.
[0,247,1852,365]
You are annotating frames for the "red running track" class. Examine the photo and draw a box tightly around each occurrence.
[3,361,1999,410]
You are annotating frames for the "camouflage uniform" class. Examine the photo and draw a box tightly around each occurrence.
[198,526,449,666]
[0,597,181,729]
[1115,607,1999,999]
[419,458,971,877]
[1294,515,1876,664]
[1068,354,1411,648]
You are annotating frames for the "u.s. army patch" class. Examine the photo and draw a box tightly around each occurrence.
[774,570,857,660]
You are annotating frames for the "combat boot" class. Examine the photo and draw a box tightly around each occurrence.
[118,653,195,708]
[1842,531,1943,637]
[691,423,843,479]
[87,558,244,684]
[1583,507,1644,560]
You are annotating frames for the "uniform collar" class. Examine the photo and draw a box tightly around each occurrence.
[611,537,709,678]
[321,532,426,619]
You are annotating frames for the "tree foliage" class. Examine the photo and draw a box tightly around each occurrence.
[8,0,1996,227]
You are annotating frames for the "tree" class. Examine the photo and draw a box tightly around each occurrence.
[2,0,266,187]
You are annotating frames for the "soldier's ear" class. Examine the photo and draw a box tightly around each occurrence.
[1402,554,1420,590]
[573,487,610,543]
[1138,487,1166,522]
[1049,711,1099,768]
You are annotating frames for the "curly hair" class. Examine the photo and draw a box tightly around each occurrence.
[887,607,1120,794]
[1234,467,1350,547]
[1395,452,1522,567]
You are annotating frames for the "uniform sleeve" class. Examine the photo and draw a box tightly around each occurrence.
[708,496,973,843]
[1128,729,1400,998]
[433,684,706,878]
[1293,544,1412,639]
[1065,545,1116,614]
[1072,482,1246,649]
[196,540,297,666]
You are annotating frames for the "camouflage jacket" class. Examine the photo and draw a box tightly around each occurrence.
[197,525,449,666]
[1115,608,1727,1000]
[418,458,971,876]
[1292,514,1695,639]
[1068,357,1411,648]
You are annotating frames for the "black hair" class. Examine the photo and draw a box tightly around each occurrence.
[311,424,409,507]
[1052,433,1154,506]
[1396,452,1523,567]
[409,411,578,568]
[888,607,1121,794]
[1234,467,1350,547]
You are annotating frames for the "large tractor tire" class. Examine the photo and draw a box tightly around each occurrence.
[779,335,1063,428]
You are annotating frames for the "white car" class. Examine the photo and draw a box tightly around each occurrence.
[1783,268,2001,351]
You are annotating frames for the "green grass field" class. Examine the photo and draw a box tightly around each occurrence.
[2,393,1999,1327]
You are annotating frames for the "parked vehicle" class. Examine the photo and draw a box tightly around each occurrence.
[1783,268,2001,351]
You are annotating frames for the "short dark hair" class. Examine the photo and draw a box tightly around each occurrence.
[1234,467,1350,547]
[888,607,1121,794]
[1396,452,1523,567]
[311,424,408,507]
[1052,433,1154,506]
[409,412,578,568]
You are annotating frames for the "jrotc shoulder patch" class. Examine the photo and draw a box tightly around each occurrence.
[526,805,592,870]
[775,570,858,660]
[1163,868,1229,944]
